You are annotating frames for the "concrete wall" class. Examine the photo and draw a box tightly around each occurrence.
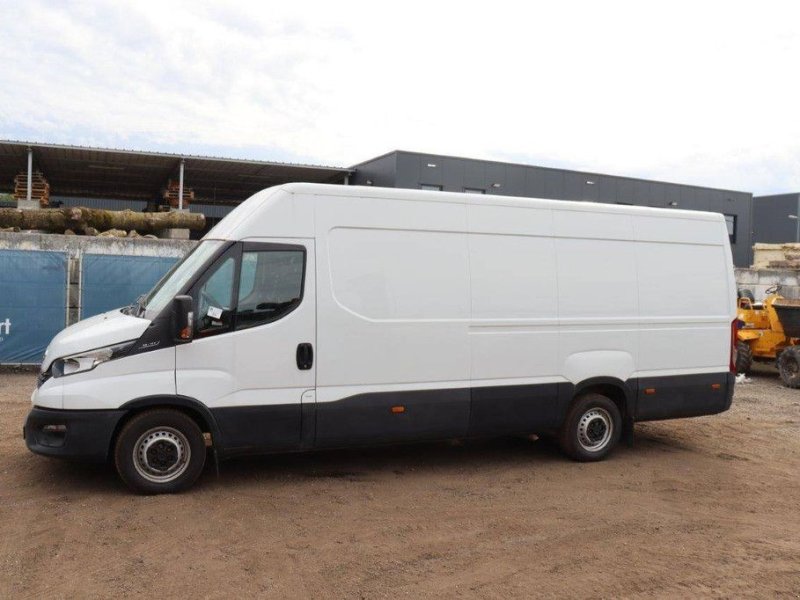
[735,268,800,301]
[355,151,754,267]
[0,231,195,256]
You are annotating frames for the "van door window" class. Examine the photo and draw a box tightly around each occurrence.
[196,256,235,336]
[235,249,305,330]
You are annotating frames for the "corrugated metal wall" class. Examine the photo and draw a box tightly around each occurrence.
[55,196,148,211]
[0,249,67,364]
[81,254,179,319]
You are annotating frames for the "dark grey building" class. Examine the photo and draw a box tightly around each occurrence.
[752,193,800,244]
[351,151,753,267]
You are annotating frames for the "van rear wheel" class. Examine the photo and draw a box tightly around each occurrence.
[559,393,622,461]
[114,409,206,494]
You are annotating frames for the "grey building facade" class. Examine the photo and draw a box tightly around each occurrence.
[351,151,754,267]
[752,193,800,244]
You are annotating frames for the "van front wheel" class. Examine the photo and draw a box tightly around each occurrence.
[559,393,622,462]
[114,409,207,494]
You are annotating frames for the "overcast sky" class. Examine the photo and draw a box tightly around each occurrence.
[0,0,798,194]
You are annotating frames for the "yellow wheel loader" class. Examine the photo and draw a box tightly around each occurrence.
[737,285,800,388]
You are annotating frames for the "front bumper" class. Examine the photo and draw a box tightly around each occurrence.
[24,406,125,462]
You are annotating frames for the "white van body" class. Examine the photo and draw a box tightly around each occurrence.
[26,183,737,491]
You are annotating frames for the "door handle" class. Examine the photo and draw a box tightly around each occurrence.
[296,343,313,370]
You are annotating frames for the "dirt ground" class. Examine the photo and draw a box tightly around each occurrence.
[1,367,799,599]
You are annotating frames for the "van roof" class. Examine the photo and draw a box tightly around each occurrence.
[278,182,725,222]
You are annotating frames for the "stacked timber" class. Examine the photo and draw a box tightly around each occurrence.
[753,243,800,269]
[13,171,50,207]
[0,206,205,235]
[163,180,194,208]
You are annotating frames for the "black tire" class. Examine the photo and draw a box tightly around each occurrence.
[735,340,753,374]
[558,393,622,462]
[114,409,206,494]
[737,288,755,302]
[778,347,800,389]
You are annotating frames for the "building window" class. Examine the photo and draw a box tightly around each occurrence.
[724,214,736,244]
[464,188,485,194]
[420,184,442,191]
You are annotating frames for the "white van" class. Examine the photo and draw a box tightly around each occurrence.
[25,183,737,493]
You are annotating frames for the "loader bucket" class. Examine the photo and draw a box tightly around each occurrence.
[772,300,800,338]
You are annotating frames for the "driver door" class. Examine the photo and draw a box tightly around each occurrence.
[176,240,316,454]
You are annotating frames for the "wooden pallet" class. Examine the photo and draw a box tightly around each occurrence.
[162,179,194,208]
[13,171,50,207]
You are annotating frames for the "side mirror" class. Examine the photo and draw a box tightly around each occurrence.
[173,295,194,343]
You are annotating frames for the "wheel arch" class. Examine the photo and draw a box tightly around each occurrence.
[110,395,222,459]
[572,376,635,422]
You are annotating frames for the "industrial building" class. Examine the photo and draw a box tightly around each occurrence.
[752,193,800,244]
[1,140,753,265]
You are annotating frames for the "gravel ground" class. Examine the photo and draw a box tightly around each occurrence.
[1,365,799,599]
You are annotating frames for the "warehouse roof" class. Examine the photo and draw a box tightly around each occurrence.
[0,140,352,204]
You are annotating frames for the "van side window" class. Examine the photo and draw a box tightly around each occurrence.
[196,256,235,337]
[235,249,304,330]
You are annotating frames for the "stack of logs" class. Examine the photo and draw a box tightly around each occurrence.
[163,179,195,208]
[13,171,50,207]
[0,206,205,236]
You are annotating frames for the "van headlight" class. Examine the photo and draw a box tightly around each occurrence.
[51,341,136,378]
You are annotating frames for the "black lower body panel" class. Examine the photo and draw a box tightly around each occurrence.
[211,404,302,455]
[210,372,734,454]
[24,406,125,462]
[315,388,470,448]
[634,372,734,421]
[468,383,567,436]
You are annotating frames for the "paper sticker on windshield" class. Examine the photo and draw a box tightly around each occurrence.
[207,306,223,320]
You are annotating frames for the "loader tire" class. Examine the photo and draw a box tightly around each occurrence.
[736,288,756,302]
[737,288,755,302]
[735,341,753,374]
[778,347,800,389]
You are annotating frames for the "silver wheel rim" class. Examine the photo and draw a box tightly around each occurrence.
[577,407,613,452]
[133,426,191,484]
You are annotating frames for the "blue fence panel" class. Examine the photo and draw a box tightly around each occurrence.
[0,250,68,364]
[81,254,179,319]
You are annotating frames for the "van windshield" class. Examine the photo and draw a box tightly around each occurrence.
[137,240,226,319]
